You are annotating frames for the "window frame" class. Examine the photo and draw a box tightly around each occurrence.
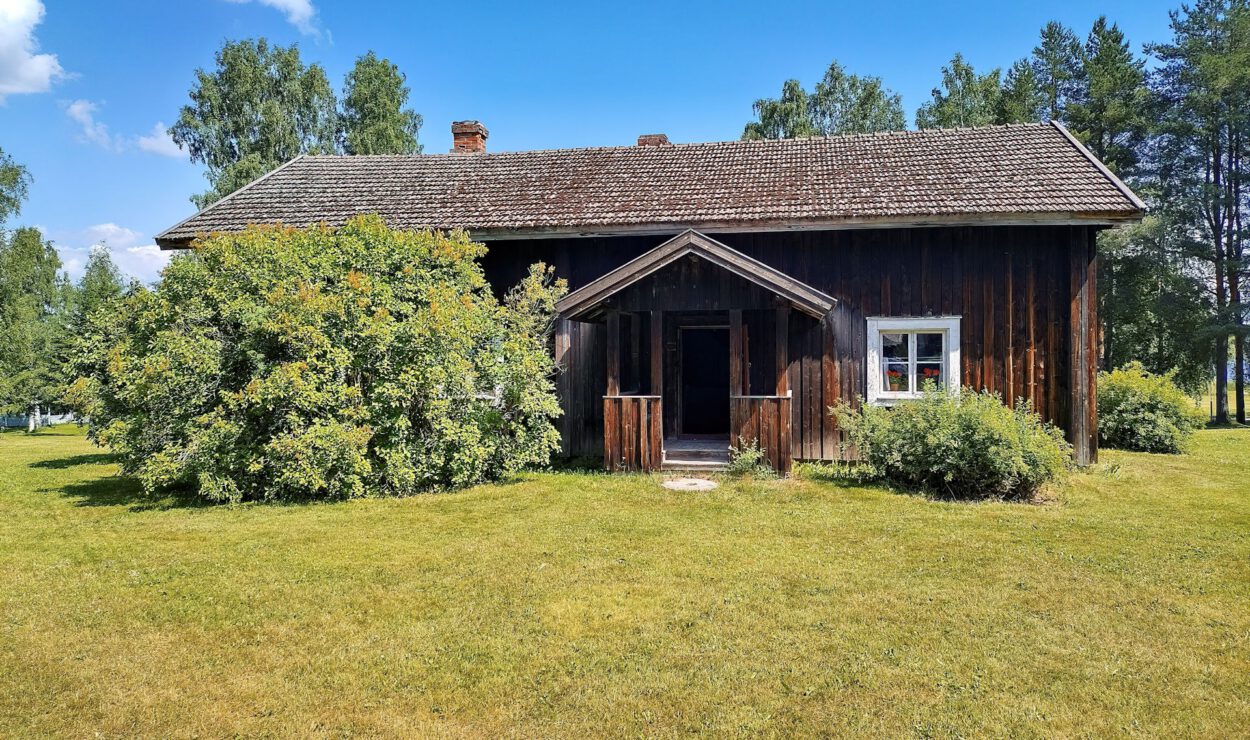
[866,316,961,404]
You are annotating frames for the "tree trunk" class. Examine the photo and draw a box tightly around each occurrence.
[1233,247,1245,423]
[1232,128,1246,424]
[27,404,39,433]
[1237,335,1246,424]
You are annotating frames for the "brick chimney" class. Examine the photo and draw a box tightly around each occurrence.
[636,133,670,146]
[451,121,488,153]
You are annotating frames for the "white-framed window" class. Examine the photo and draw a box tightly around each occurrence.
[866,316,961,404]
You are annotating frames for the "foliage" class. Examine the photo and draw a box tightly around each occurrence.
[71,246,125,331]
[341,51,423,155]
[68,217,566,502]
[0,227,73,425]
[0,146,31,224]
[1098,362,1207,453]
[1098,217,1212,393]
[727,436,776,478]
[915,54,1002,129]
[793,459,879,485]
[743,60,905,139]
[170,39,340,209]
[832,386,1072,500]
[743,80,816,140]
[995,59,1046,124]
[1145,0,1250,424]
[1066,17,1149,175]
[1032,21,1084,121]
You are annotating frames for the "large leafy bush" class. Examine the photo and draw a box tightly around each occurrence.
[1098,362,1206,453]
[832,387,1071,500]
[68,217,566,502]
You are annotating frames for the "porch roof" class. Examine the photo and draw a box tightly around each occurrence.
[555,230,836,320]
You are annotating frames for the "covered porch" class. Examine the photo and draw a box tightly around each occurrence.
[553,230,836,474]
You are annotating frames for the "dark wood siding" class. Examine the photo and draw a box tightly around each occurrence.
[483,225,1100,464]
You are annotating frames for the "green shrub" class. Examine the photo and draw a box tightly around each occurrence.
[67,217,567,502]
[727,437,776,478]
[832,387,1071,500]
[1098,362,1206,453]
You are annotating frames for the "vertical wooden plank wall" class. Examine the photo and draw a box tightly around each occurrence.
[729,396,793,474]
[537,225,1098,464]
[603,396,663,472]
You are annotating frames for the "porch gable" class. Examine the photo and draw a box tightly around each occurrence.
[554,230,836,321]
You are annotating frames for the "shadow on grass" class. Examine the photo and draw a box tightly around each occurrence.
[50,475,210,511]
[30,452,119,470]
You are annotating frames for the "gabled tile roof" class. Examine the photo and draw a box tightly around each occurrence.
[155,122,1144,248]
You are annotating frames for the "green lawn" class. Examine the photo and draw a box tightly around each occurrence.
[2,427,1248,737]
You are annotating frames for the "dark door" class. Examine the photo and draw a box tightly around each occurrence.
[680,327,730,435]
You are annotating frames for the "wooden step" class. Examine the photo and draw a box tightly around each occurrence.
[661,459,728,472]
[661,437,730,471]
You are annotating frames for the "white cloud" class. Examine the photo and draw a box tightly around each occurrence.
[113,243,172,284]
[65,99,122,150]
[136,122,185,158]
[81,222,142,248]
[50,223,171,285]
[224,0,323,37]
[0,0,66,102]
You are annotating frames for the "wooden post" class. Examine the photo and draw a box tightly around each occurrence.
[606,309,620,397]
[729,309,743,395]
[775,304,789,396]
[1069,231,1097,465]
[554,317,571,457]
[650,311,663,396]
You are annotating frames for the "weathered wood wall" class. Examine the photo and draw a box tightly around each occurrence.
[485,225,1100,464]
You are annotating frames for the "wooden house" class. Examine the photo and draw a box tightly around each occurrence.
[156,121,1145,472]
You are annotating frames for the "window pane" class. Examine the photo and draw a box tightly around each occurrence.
[882,332,909,360]
[917,361,943,388]
[884,360,911,392]
[916,332,944,363]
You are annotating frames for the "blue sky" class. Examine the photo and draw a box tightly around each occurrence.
[2,0,1178,283]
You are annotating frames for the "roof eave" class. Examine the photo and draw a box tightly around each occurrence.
[156,209,1145,249]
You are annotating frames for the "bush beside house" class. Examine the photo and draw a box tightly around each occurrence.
[832,387,1072,500]
[1098,362,1206,453]
[67,217,566,502]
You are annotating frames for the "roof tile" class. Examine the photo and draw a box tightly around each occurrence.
[156,123,1143,246]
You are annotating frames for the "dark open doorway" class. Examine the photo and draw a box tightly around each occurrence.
[680,327,730,436]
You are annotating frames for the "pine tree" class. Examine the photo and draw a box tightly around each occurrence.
[995,59,1046,123]
[1147,0,1250,423]
[1066,17,1148,176]
[1031,21,1083,121]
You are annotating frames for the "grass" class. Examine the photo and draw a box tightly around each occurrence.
[2,426,1248,737]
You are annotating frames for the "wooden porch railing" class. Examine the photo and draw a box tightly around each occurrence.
[730,394,793,475]
[603,395,663,472]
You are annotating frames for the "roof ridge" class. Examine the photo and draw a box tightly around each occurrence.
[298,123,1057,161]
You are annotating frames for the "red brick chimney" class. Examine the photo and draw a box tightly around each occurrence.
[636,133,670,146]
[451,121,488,153]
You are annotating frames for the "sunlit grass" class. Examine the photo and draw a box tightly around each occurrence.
[2,425,1247,736]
